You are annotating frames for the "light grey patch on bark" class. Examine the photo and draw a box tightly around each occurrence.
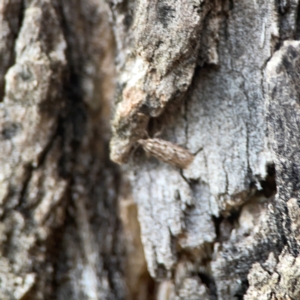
[179,182,216,250]
[287,198,300,244]
[129,162,216,278]
[185,0,278,212]
[129,162,193,276]
[176,277,210,300]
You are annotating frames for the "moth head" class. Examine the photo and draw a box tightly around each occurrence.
[137,139,146,146]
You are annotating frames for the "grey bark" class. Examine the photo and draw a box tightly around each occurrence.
[0,0,130,299]
[1,0,300,300]
[110,0,300,299]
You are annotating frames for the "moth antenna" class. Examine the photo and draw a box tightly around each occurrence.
[144,130,150,139]
[130,139,143,160]
[154,129,163,138]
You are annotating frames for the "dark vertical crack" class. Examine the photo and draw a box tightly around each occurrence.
[183,89,190,147]
[240,72,256,191]
[198,271,218,300]
[295,1,300,40]
[233,279,249,300]
[259,164,277,198]
[276,0,300,43]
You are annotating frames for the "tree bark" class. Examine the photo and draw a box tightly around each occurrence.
[1,0,300,299]
[0,0,130,299]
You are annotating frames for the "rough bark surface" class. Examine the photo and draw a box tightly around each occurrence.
[0,0,132,299]
[245,40,300,300]
[110,0,300,299]
[1,0,300,299]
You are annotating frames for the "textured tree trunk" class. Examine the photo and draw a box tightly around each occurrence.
[1,0,300,299]
[0,0,130,299]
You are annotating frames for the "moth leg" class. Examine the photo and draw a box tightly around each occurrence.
[153,126,165,138]
[130,142,145,163]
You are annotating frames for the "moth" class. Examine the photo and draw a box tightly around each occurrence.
[137,138,194,169]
